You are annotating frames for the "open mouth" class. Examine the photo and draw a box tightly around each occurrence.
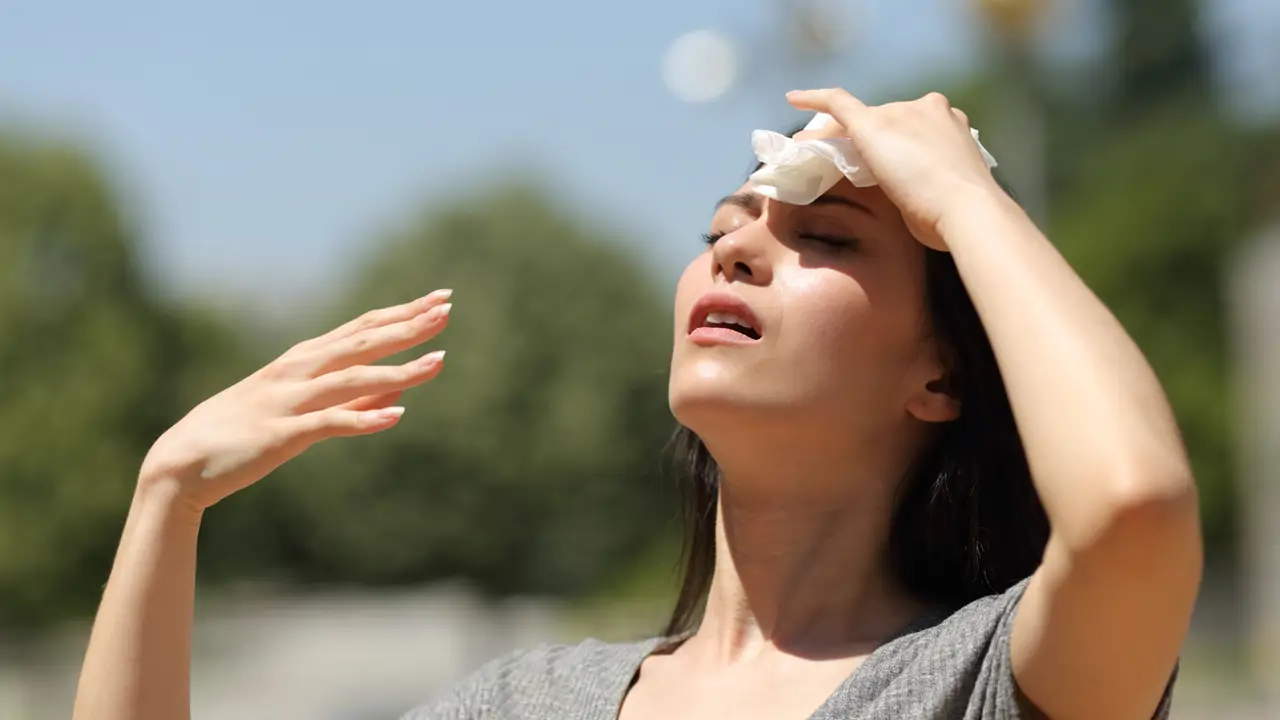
[701,311,761,340]
[687,293,765,345]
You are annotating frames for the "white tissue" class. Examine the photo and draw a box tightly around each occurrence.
[747,113,999,206]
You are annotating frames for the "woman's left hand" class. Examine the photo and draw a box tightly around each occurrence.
[787,88,1009,251]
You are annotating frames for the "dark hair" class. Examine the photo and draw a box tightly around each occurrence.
[663,158,1050,638]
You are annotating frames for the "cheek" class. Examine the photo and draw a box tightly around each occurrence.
[777,269,871,357]
[778,267,923,383]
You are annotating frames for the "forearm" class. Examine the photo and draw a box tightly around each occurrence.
[941,189,1199,549]
[73,479,202,720]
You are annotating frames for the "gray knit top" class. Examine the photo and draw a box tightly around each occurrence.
[403,578,1176,719]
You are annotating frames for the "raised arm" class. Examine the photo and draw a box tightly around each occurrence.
[73,290,453,720]
[788,89,1201,720]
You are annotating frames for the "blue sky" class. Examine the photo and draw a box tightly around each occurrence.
[2,0,1276,317]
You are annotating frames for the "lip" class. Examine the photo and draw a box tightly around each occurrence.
[687,291,764,346]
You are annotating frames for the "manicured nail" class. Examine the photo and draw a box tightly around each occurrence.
[419,350,446,367]
[370,406,405,421]
[423,288,452,302]
[428,303,452,321]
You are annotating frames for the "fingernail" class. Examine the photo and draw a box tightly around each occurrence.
[371,406,405,421]
[419,350,446,366]
[428,303,452,321]
[423,288,452,302]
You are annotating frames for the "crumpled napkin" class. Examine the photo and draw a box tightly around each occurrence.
[747,113,999,205]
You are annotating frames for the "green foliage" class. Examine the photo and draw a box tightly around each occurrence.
[0,139,678,626]
[239,181,679,597]
[1111,0,1212,113]
[1040,0,1280,556]
[947,0,1277,557]
[0,135,247,628]
[3,0,1276,628]
[1048,108,1256,554]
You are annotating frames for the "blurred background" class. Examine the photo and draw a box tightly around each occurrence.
[1,0,1278,717]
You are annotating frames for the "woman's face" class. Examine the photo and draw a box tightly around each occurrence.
[668,179,956,450]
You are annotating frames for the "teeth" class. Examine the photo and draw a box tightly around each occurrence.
[706,312,750,328]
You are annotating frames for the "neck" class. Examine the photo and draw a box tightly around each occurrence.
[689,430,926,664]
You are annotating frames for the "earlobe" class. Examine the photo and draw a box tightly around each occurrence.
[907,378,962,423]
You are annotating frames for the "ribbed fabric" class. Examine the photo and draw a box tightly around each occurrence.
[403,579,1176,719]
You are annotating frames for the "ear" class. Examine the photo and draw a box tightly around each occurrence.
[906,375,962,423]
[905,341,961,424]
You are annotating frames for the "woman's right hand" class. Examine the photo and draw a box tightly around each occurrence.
[137,289,453,513]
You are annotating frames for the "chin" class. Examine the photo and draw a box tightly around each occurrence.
[668,363,791,435]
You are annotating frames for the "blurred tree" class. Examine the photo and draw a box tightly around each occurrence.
[244,181,678,598]
[1055,0,1280,558]
[952,0,1280,559]
[0,134,248,629]
[1046,110,1264,558]
[1112,0,1212,113]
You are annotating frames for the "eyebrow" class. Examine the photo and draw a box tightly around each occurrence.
[714,193,763,215]
[808,194,878,219]
[713,192,876,219]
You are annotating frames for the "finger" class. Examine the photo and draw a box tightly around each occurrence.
[951,107,970,127]
[291,289,453,355]
[793,118,849,143]
[923,91,952,110]
[295,302,451,377]
[786,88,871,129]
[290,406,407,444]
[340,389,404,412]
[294,350,446,413]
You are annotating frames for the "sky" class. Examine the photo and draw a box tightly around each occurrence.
[2,0,1277,317]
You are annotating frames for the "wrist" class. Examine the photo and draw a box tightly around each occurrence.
[134,470,205,528]
[938,181,1032,246]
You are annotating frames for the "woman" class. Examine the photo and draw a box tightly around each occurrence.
[73,90,1201,720]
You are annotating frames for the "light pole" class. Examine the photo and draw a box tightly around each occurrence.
[971,0,1050,224]
[1231,222,1280,714]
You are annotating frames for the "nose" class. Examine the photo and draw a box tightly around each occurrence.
[711,221,775,286]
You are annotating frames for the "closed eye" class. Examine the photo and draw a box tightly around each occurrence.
[703,230,857,250]
[801,234,859,250]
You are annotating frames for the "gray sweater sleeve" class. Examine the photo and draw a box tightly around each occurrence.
[968,578,1177,720]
